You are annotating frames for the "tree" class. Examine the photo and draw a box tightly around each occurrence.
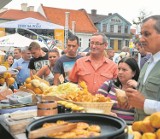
[133,10,152,26]
[132,10,152,35]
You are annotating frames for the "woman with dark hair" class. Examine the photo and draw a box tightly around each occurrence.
[97,57,140,125]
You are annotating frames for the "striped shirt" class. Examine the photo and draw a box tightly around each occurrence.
[97,80,134,125]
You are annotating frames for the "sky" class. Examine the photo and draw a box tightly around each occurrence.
[4,0,160,28]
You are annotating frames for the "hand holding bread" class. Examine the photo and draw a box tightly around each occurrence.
[115,88,128,103]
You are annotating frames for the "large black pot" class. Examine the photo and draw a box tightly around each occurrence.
[26,113,128,139]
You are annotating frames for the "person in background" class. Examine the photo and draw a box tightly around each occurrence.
[97,57,140,125]
[105,46,115,60]
[28,41,49,77]
[6,55,14,67]
[121,46,131,55]
[14,48,22,62]
[69,33,118,95]
[135,40,151,69]
[114,46,130,64]
[114,51,130,64]
[11,46,31,88]
[53,35,82,85]
[123,15,160,121]
[36,49,60,85]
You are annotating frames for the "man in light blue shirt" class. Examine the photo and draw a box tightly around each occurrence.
[12,46,31,88]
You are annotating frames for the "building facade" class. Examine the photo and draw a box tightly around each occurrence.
[89,10,132,52]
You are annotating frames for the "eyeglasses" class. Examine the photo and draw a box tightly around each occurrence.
[90,41,104,46]
[49,56,57,58]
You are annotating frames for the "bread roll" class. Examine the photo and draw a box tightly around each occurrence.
[115,88,127,103]
[150,112,160,128]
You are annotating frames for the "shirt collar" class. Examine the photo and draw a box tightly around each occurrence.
[85,56,110,63]
[148,51,160,63]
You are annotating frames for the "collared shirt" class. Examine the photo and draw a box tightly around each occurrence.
[143,51,160,83]
[140,53,151,69]
[69,56,118,95]
[144,99,160,114]
[12,58,30,84]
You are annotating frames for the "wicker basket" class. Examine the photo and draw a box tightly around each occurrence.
[73,101,115,114]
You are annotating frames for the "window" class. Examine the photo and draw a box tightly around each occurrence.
[118,40,122,50]
[125,40,129,47]
[110,39,114,48]
[89,39,90,47]
[102,24,107,32]
[118,26,121,33]
[110,25,114,33]
[79,38,82,47]
[125,26,128,33]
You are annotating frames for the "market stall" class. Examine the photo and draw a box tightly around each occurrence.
[0,74,160,139]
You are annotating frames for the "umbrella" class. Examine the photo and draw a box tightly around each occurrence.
[0,33,48,52]
[0,33,33,47]
[0,50,6,55]
[0,17,64,30]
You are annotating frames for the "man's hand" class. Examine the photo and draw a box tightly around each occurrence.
[17,66,22,71]
[126,88,145,109]
[127,79,138,88]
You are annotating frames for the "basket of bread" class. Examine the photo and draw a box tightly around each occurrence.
[54,81,115,114]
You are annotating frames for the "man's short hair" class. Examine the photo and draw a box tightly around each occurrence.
[21,46,29,53]
[142,15,160,33]
[14,47,21,53]
[92,32,108,44]
[28,42,41,50]
[67,34,79,45]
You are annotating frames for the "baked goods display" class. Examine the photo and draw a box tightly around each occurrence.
[23,75,50,94]
[129,112,160,138]
[0,71,15,86]
[43,120,101,138]
[24,76,80,96]
[61,81,112,102]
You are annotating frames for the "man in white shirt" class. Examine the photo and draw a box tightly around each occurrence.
[124,15,160,121]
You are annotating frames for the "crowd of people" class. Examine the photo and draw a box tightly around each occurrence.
[0,15,160,125]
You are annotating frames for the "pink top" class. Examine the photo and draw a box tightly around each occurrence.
[69,56,118,95]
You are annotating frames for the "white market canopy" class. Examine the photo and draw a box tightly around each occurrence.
[0,33,47,48]
[0,50,6,55]
[0,17,64,30]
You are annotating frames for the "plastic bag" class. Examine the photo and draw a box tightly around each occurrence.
[0,83,13,100]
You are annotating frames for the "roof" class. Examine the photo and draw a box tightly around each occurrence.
[0,9,48,21]
[89,12,131,25]
[88,14,108,23]
[41,5,97,33]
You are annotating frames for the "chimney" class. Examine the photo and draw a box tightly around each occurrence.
[21,3,27,11]
[0,8,8,13]
[27,6,34,11]
[108,13,112,16]
[91,9,97,15]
